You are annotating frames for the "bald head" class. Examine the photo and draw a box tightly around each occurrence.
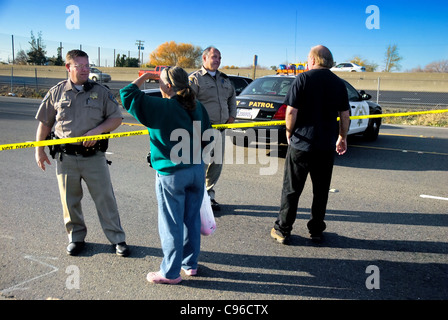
[308,45,334,69]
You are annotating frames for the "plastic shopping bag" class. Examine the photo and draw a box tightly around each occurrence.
[200,186,216,236]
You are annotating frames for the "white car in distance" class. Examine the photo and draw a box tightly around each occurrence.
[331,62,366,72]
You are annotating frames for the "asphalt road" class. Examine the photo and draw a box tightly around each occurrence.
[0,96,447,307]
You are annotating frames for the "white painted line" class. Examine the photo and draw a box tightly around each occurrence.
[1,255,59,294]
[420,194,448,201]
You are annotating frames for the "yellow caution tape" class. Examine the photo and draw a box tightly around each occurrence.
[1,109,447,151]
[212,120,286,130]
[348,108,448,120]
[0,130,148,151]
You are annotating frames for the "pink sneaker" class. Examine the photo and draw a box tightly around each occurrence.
[182,268,198,276]
[146,272,182,284]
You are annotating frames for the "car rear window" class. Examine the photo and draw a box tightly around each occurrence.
[241,78,294,96]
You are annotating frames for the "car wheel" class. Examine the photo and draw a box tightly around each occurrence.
[363,114,381,141]
[91,76,98,82]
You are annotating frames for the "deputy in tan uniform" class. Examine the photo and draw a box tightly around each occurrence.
[189,47,236,211]
[35,49,129,257]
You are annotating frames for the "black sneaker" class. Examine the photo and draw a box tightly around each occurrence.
[210,199,221,211]
[114,242,130,257]
[310,233,323,243]
[271,228,290,245]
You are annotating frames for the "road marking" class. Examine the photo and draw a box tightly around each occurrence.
[350,144,448,156]
[1,255,59,294]
[420,194,448,201]
[380,133,434,138]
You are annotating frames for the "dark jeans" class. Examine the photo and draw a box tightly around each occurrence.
[274,146,335,236]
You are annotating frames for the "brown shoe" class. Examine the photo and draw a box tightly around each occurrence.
[270,228,290,245]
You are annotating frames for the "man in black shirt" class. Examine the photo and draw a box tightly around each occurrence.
[271,45,350,244]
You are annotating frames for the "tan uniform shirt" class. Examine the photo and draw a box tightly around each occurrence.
[36,80,122,140]
[189,66,236,125]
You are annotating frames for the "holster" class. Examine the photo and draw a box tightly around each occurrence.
[46,132,58,159]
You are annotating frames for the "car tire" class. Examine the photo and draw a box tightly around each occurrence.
[363,114,381,141]
[91,76,98,82]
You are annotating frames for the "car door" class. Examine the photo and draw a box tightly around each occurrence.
[344,81,369,134]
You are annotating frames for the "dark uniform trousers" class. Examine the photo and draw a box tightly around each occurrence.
[56,151,126,244]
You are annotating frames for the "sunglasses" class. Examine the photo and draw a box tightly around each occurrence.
[164,66,172,85]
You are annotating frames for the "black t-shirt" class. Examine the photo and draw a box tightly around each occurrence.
[284,69,349,151]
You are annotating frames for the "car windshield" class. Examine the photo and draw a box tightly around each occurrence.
[240,77,294,96]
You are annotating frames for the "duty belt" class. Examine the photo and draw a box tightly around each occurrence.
[59,144,99,157]
[47,132,109,159]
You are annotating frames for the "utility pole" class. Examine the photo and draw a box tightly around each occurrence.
[11,35,15,64]
[252,55,258,80]
[136,40,145,67]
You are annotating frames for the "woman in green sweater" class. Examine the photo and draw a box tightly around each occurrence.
[120,67,211,284]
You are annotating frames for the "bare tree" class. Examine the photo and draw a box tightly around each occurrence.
[425,60,448,73]
[384,44,402,72]
[14,49,28,65]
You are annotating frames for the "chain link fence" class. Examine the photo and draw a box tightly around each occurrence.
[1,66,448,111]
[344,76,448,110]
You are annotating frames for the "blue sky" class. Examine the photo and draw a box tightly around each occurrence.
[0,0,447,71]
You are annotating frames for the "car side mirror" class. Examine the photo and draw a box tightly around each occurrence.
[359,90,371,100]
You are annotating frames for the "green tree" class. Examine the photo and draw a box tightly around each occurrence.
[27,31,47,65]
[115,54,139,67]
[48,45,64,66]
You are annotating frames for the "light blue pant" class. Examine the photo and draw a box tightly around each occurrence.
[155,165,205,279]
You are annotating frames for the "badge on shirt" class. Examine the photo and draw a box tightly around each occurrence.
[90,92,98,100]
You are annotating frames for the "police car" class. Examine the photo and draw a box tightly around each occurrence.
[229,75,382,145]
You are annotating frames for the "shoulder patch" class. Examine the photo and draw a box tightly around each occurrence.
[108,92,118,104]
[41,91,51,103]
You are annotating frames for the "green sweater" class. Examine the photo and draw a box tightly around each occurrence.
[120,83,211,175]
